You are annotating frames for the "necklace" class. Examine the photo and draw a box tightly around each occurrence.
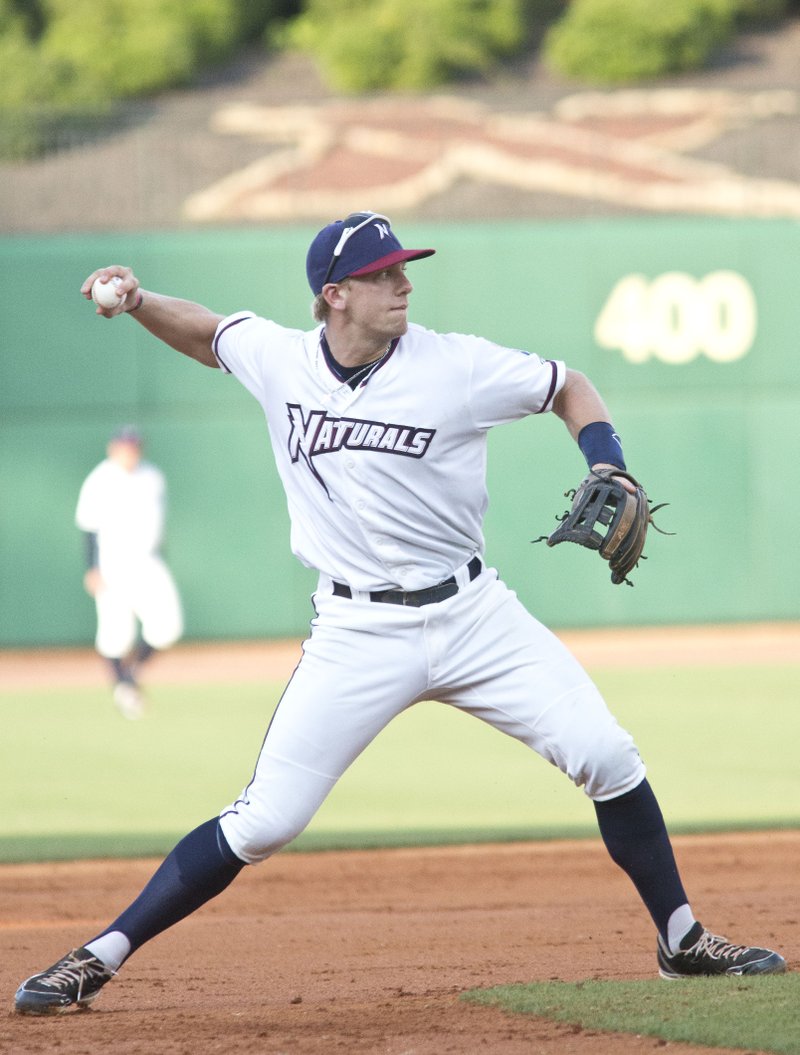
[344,345,391,387]
[320,332,395,389]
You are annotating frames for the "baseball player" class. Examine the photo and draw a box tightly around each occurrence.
[75,426,183,719]
[15,212,784,1015]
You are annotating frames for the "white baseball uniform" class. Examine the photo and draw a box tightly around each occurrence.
[213,315,645,864]
[75,458,183,658]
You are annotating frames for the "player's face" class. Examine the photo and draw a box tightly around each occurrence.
[341,263,413,342]
[108,439,142,472]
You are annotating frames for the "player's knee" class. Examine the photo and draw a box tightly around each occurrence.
[577,729,645,800]
[219,806,310,864]
[97,630,136,659]
[538,687,645,800]
[142,613,183,650]
[144,628,181,651]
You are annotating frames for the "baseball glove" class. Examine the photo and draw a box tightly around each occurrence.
[535,468,670,585]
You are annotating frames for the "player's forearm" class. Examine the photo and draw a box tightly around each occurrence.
[81,532,104,597]
[553,369,627,471]
[128,290,223,368]
[552,369,613,440]
[81,267,223,368]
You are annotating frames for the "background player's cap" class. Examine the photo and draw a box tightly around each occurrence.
[110,424,143,445]
[306,211,435,294]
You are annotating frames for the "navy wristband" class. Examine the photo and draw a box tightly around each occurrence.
[577,421,626,470]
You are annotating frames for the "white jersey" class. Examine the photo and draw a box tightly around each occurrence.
[214,315,565,592]
[75,459,168,574]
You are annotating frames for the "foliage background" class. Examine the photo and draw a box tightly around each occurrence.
[1,0,796,158]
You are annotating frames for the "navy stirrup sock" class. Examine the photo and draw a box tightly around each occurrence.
[108,657,129,683]
[132,640,156,668]
[594,778,688,940]
[96,818,245,959]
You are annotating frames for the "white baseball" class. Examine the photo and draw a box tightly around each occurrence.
[92,275,125,309]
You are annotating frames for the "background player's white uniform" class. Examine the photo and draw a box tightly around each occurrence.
[75,456,183,659]
[212,316,645,863]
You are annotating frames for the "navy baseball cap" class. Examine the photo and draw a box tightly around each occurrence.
[110,425,142,445]
[306,211,435,294]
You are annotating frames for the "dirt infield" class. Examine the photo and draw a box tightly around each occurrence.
[2,832,797,1055]
[2,628,798,1053]
[3,621,800,689]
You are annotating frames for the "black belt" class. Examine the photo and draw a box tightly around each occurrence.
[332,556,482,607]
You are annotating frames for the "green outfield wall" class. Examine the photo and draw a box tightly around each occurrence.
[1,218,798,647]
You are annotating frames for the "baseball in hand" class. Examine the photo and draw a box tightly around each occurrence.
[92,275,125,309]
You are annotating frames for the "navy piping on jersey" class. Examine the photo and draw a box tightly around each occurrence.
[219,615,313,824]
[538,360,559,413]
[321,331,399,389]
[213,315,251,371]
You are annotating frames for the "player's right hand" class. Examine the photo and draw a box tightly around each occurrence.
[82,265,140,318]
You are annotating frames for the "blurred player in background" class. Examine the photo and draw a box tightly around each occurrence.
[75,426,183,719]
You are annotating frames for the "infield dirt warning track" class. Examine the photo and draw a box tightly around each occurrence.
[2,621,799,689]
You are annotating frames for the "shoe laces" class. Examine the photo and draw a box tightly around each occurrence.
[689,930,751,963]
[38,952,112,995]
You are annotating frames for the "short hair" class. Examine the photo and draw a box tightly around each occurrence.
[311,278,350,323]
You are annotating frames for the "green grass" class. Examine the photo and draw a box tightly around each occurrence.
[463,974,800,1055]
[2,662,800,861]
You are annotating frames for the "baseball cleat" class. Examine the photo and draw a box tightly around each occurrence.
[657,922,786,979]
[113,681,144,720]
[15,947,115,1015]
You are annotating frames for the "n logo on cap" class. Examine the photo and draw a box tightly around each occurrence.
[312,210,434,292]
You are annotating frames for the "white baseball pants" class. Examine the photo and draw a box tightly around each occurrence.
[94,555,183,658]
[220,566,645,864]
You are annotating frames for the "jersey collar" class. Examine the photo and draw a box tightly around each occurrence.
[320,330,399,389]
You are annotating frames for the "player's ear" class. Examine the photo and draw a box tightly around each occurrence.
[324,280,349,312]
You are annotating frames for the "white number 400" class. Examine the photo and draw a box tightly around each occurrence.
[594,271,757,365]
